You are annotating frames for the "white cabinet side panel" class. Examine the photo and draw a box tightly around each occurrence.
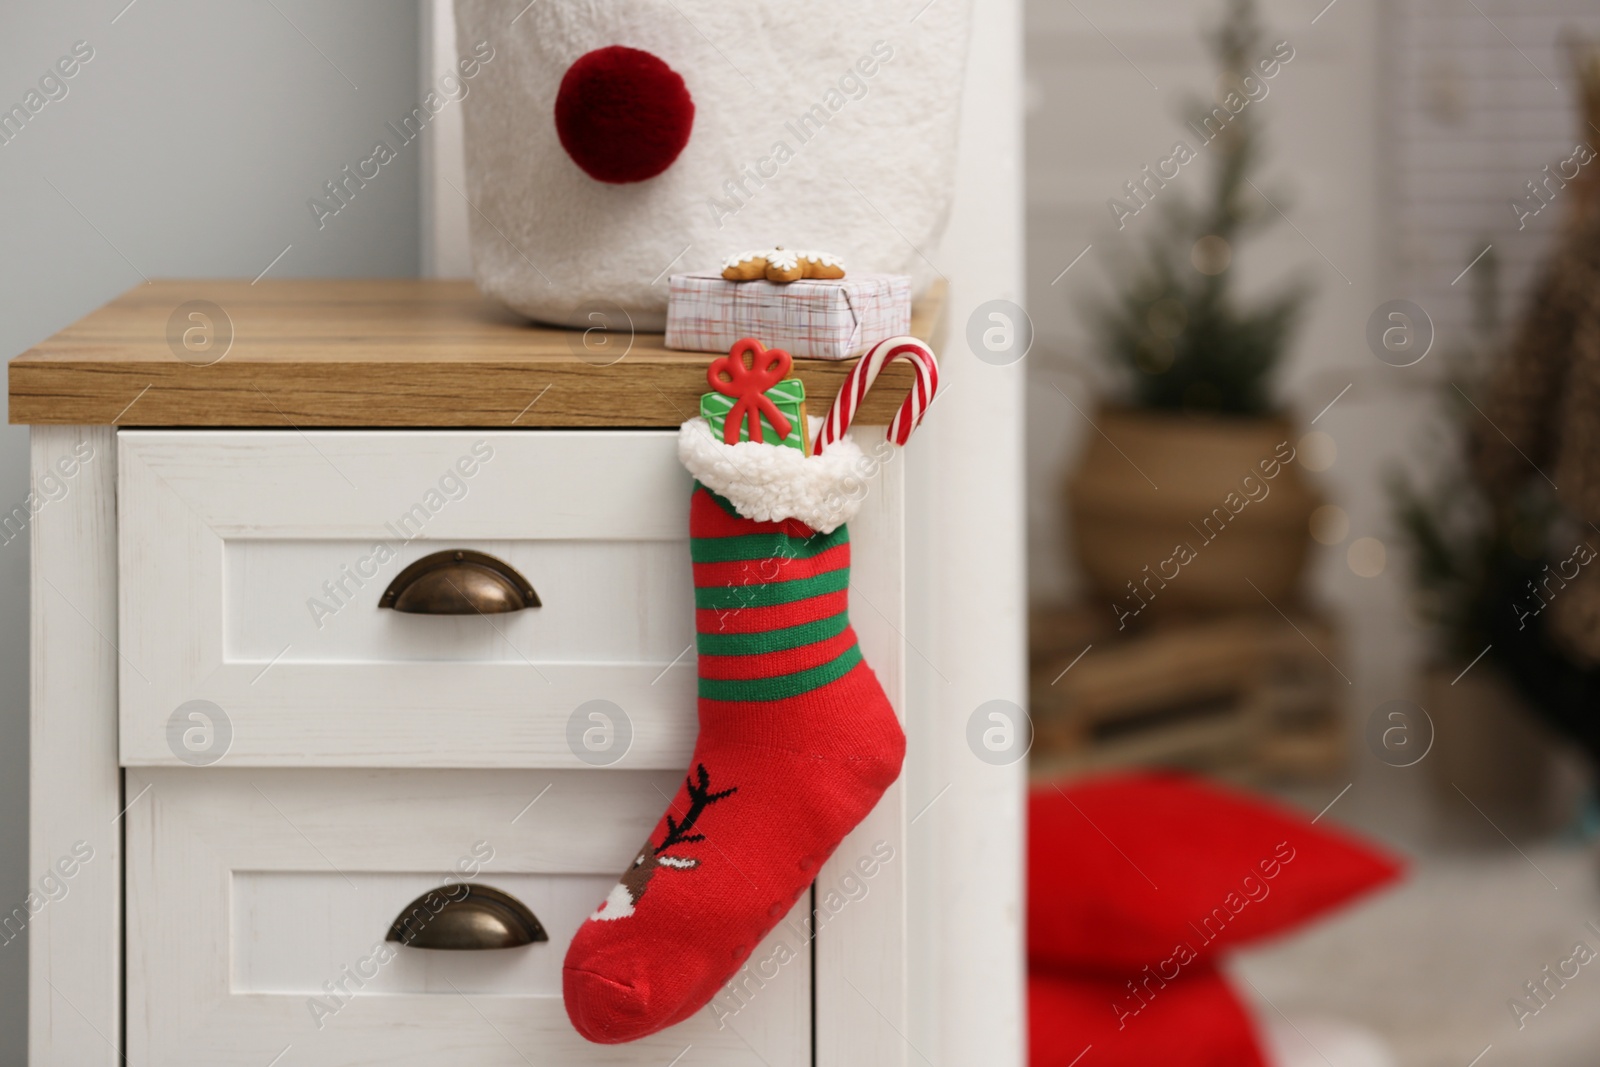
[29,425,120,1066]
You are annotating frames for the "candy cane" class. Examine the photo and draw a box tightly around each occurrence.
[812,336,939,456]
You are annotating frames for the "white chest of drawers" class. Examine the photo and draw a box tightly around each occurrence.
[16,281,935,1067]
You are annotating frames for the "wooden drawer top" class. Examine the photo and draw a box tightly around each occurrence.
[9,278,944,427]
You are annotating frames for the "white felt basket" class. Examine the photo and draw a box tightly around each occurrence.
[453,0,973,329]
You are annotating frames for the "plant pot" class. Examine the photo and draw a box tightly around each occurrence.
[1423,665,1585,839]
[1065,408,1319,620]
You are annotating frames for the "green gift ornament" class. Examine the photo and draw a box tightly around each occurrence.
[700,377,808,453]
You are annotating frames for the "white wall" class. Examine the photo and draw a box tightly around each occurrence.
[0,3,422,1059]
[904,3,1028,1063]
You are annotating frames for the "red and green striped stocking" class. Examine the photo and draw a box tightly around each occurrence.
[563,439,905,1043]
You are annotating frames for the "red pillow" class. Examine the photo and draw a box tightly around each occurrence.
[1029,966,1267,1067]
[1029,772,1401,971]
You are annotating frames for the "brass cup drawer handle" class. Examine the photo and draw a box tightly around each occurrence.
[379,549,540,615]
[386,884,549,950]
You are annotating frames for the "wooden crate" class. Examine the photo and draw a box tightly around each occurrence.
[1028,605,1347,784]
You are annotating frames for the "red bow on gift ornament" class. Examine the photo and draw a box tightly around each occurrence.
[707,338,794,446]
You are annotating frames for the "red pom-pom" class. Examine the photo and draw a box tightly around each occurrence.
[554,45,695,184]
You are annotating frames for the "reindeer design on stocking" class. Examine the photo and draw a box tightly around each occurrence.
[590,764,736,921]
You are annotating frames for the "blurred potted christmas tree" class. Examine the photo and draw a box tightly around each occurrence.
[1389,245,1591,836]
[1399,32,1600,833]
[1068,0,1320,622]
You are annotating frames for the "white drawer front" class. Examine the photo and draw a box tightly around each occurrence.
[125,769,810,1066]
[118,431,700,767]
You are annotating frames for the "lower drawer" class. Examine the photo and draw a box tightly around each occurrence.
[125,769,809,1066]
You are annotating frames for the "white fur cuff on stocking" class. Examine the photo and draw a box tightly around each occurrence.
[677,418,868,534]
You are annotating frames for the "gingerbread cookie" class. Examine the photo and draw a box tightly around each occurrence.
[721,250,769,281]
[721,247,846,283]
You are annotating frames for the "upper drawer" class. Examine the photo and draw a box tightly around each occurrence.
[118,431,697,767]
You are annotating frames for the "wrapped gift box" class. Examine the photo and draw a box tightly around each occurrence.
[666,273,912,360]
[700,378,807,452]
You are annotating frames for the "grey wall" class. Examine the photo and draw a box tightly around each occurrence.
[0,2,421,1059]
